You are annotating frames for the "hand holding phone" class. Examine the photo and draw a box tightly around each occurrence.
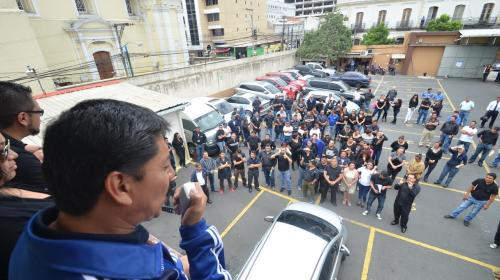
[173,182,207,226]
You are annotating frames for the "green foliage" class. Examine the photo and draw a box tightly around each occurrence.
[296,12,352,62]
[426,14,461,31]
[361,24,395,45]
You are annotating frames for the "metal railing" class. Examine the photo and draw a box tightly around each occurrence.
[351,23,366,32]
[395,20,414,30]
[460,17,499,28]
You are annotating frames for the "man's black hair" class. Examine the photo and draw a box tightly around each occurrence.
[43,99,169,216]
[486,173,497,180]
[0,81,35,129]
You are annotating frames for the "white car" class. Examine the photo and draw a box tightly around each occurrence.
[236,81,284,100]
[226,92,271,116]
[237,202,350,280]
[192,97,236,123]
[281,69,314,81]
[303,90,360,114]
[306,62,337,76]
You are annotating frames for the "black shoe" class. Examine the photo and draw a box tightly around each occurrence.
[287,190,292,195]
[434,181,441,185]
[331,201,337,206]
[256,187,261,192]
[442,184,449,188]
[280,188,285,193]
[401,226,407,233]
[464,220,470,226]
[423,178,428,182]
[468,160,474,164]
[207,200,213,204]
[444,215,454,219]
[391,220,399,225]
[478,162,483,167]
[249,188,252,193]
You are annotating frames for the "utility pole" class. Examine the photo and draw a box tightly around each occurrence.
[25,66,45,94]
[113,23,132,77]
[281,16,286,51]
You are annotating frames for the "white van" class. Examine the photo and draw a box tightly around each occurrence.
[181,102,225,157]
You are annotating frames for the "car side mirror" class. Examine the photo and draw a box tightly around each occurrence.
[264,216,275,223]
[340,244,351,256]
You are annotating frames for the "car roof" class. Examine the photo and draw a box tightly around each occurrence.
[183,102,218,118]
[242,222,327,280]
[286,202,343,229]
[240,81,270,87]
[305,90,340,99]
[309,77,332,82]
[234,92,264,101]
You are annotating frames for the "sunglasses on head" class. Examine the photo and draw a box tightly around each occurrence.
[1,139,10,161]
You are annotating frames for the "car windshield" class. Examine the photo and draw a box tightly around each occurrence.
[287,72,300,79]
[277,210,339,242]
[194,111,224,132]
[274,78,288,86]
[264,84,280,94]
[213,101,235,114]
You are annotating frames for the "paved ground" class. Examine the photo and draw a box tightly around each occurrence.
[144,76,500,279]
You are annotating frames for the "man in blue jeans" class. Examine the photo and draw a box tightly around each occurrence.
[272,144,293,195]
[444,173,498,226]
[192,126,207,162]
[469,127,499,167]
[363,171,393,220]
[259,145,276,189]
[416,98,431,125]
[435,145,467,188]
[439,116,459,154]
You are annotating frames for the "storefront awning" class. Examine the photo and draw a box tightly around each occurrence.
[391,53,406,59]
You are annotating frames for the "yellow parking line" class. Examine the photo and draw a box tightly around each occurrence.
[315,194,321,205]
[262,190,500,271]
[375,227,500,272]
[220,191,264,238]
[361,227,376,280]
[260,187,299,202]
[373,76,384,95]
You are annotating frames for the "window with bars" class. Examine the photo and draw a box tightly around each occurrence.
[75,0,93,14]
[480,3,495,22]
[377,10,387,25]
[211,28,224,36]
[16,0,35,13]
[206,0,218,6]
[185,0,200,45]
[207,13,220,22]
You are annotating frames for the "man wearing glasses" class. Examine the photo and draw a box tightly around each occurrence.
[0,81,47,193]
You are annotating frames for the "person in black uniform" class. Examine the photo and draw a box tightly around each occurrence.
[322,157,343,205]
[247,151,261,193]
[391,174,421,233]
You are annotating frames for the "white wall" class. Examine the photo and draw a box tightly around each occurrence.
[268,0,296,23]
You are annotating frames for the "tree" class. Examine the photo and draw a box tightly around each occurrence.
[296,12,352,64]
[361,24,395,45]
[426,14,461,31]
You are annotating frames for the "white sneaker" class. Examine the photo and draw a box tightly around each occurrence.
[376,213,382,220]
[362,211,369,216]
[490,243,498,249]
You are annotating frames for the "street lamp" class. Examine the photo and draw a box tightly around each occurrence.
[25,66,46,94]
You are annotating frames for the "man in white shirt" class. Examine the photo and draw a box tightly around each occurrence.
[458,97,475,127]
[353,89,362,107]
[457,121,478,154]
[481,97,500,129]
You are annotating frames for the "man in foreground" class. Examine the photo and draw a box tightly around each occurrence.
[9,99,231,279]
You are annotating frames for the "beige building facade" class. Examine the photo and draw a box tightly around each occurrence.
[0,0,190,94]
[192,0,273,53]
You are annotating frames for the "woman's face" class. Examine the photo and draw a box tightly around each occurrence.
[433,142,441,149]
[0,134,18,185]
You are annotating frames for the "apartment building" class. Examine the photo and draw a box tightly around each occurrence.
[0,0,190,93]
[336,0,500,43]
[268,0,295,24]
[284,0,335,16]
[191,0,275,56]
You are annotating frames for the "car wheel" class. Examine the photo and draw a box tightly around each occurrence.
[188,143,195,159]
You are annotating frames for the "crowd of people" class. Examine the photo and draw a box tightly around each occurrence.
[168,85,499,236]
[0,78,499,279]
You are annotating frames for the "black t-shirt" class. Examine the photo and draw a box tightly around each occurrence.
[277,155,290,171]
[2,133,49,193]
[325,165,342,185]
[232,153,246,170]
[0,195,53,279]
[371,175,393,195]
[471,179,499,201]
[226,139,239,153]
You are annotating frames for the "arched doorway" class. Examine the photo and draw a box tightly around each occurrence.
[93,51,114,79]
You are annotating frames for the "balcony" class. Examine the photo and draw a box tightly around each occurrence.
[395,20,414,31]
[351,23,366,32]
[460,17,499,29]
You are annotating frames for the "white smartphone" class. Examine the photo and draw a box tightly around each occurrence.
[179,182,196,216]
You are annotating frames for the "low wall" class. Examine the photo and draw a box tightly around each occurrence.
[128,50,297,98]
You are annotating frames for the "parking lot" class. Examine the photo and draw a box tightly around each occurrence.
[144,75,500,279]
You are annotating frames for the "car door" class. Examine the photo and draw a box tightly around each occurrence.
[182,118,196,146]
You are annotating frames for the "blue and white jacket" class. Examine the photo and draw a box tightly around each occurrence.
[9,207,231,280]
